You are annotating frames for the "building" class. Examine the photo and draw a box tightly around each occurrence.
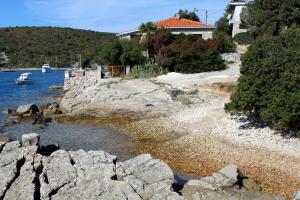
[117,15,215,40]
[228,2,247,37]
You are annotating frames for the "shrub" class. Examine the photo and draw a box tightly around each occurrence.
[225,28,300,135]
[213,32,236,52]
[157,37,225,73]
[126,60,162,79]
[234,32,255,45]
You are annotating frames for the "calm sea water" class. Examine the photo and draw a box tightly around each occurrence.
[0,70,135,160]
[0,70,64,121]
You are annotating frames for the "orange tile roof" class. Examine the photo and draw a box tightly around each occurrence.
[154,17,213,28]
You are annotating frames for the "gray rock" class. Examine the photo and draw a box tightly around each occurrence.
[242,178,261,191]
[3,161,37,200]
[22,133,40,147]
[116,154,181,200]
[16,104,39,115]
[0,141,23,199]
[40,150,77,200]
[293,191,300,200]
[182,164,287,200]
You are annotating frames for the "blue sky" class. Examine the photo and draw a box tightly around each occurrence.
[0,0,229,33]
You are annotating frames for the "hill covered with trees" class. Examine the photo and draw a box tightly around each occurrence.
[0,27,115,68]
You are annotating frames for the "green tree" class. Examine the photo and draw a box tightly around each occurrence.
[177,10,200,22]
[97,39,146,67]
[139,22,157,33]
[97,40,122,65]
[241,0,300,37]
[120,40,146,66]
[225,28,300,135]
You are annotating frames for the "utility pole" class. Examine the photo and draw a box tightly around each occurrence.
[206,10,208,24]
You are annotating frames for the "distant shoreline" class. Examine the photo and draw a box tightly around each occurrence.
[0,67,71,72]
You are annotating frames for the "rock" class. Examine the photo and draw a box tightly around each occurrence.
[3,161,36,200]
[48,102,59,109]
[22,133,40,147]
[2,108,15,115]
[49,86,64,91]
[182,164,240,199]
[215,164,240,187]
[16,104,39,115]
[116,154,180,199]
[0,141,24,199]
[293,191,300,200]
[242,178,261,191]
[182,164,286,200]
[0,136,10,143]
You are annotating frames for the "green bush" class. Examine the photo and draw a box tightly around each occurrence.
[213,32,236,52]
[157,36,225,73]
[234,32,255,45]
[126,60,162,79]
[225,28,300,136]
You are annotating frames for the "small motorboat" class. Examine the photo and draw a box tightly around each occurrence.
[16,73,34,84]
[42,64,51,73]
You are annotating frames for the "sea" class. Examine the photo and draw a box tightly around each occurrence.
[0,70,135,160]
[0,70,190,182]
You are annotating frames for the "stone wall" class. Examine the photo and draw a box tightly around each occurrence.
[64,70,99,91]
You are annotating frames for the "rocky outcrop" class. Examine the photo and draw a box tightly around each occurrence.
[16,104,39,115]
[182,165,286,200]
[0,134,182,200]
[0,134,288,200]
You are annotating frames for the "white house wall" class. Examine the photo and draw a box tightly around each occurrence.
[169,28,213,39]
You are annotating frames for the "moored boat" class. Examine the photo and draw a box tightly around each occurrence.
[42,64,51,73]
[16,73,34,84]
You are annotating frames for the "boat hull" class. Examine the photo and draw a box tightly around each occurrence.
[42,68,51,73]
[16,80,34,84]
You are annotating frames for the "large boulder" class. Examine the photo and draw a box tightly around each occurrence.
[116,154,183,200]
[22,133,40,147]
[16,104,39,115]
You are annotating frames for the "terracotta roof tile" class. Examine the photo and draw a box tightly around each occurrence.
[154,17,213,28]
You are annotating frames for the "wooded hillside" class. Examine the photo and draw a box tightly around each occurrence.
[0,27,115,68]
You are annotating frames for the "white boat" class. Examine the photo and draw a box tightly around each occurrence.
[42,64,51,73]
[16,73,34,84]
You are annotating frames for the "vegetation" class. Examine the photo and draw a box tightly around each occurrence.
[0,27,115,68]
[234,32,255,45]
[241,0,300,37]
[126,60,162,79]
[139,22,157,33]
[213,1,243,52]
[213,82,237,93]
[153,32,225,73]
[225,28,300,135]
[177,9,200,22]
[97,39,146,66]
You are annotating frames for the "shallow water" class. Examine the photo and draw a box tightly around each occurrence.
[3,123,135,161]
[0,70,64,121]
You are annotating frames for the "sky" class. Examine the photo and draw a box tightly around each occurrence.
[0,0,229,33]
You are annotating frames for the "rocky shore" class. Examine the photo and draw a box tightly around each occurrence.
[58,64,300,198]
[1,133,296,200]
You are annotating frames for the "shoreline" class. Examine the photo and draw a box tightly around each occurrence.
[58,64,300,198]
[0,67,71,72]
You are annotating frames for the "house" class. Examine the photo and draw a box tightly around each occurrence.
[228,2,247,37]
[117,15,215,40]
